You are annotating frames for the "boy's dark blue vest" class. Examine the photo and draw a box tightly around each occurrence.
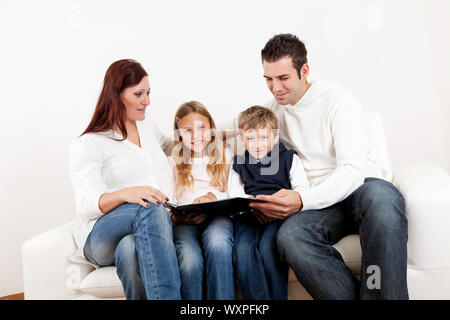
[232,143,296,197]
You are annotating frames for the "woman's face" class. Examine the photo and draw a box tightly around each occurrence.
[177,112,212,158]
[120,76,150,122]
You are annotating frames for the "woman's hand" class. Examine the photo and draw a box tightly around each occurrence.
[119,186,169,208]
[171,212,206,225]
[192,192,217,204]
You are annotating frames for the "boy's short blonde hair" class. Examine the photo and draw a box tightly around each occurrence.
[238,106,278,130]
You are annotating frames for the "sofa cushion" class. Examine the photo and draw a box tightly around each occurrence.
[79,266,124,298]
[333,234,362,275]
[77,234,362,298]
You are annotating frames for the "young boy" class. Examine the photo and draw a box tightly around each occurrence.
[227,105,309,300]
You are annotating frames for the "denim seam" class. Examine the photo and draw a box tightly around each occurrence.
[134,205,159,299]
[144,220,159,299]
[255,244,271,299]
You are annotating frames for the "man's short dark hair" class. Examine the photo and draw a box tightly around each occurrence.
[261,33,308,79]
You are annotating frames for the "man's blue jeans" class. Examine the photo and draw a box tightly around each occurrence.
[233,213,288,300]
[277,178,409,300]
[173,216,235,300]
[83,202,181,300]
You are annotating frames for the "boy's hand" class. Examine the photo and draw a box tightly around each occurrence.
[193,192,217,204]
[249,189,303,220]
[252,209,277,224]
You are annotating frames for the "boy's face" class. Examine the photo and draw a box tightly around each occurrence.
[241,126,279,160]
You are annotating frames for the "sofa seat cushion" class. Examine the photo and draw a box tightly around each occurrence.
[333,234,362,275]
[79,266,124,298]
[77,234,362,299]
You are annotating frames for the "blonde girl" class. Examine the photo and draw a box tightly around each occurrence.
[169,101,234,300]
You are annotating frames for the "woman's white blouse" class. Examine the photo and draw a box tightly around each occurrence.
[69,118,174,249]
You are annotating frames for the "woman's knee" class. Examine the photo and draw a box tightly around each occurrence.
[138,203,171,222]
[83,236,116,267]
[135,204,173,236]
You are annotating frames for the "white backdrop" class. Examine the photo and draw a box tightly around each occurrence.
[0,0,449,297]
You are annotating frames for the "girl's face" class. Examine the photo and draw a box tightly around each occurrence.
[178,112,212,158]
[120,76,150,124]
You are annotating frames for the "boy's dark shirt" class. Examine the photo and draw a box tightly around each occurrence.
[232,143,296,197]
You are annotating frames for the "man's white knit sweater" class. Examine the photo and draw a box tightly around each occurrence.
[265,80,368,211]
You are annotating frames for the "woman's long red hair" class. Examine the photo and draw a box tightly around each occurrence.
[81,59,147,140]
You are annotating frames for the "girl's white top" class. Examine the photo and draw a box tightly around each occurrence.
[168,150,232,205]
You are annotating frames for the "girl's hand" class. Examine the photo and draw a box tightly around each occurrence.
[171,212,206,225]
[192,192,217,204]
[120,186,169,208]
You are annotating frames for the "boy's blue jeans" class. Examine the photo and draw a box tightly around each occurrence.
[277,177,409,300]
[83,202,181,300]
[233,213,288,300]
[173,215,235,300]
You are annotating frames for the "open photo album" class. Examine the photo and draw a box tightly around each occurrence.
[165,197,266,217]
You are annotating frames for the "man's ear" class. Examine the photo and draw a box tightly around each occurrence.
[301,63,309,80]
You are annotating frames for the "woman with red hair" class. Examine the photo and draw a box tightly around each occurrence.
[69,59,181,299]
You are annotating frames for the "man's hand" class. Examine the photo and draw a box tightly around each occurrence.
[249,189,303,220]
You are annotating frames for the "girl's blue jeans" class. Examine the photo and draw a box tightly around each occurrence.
[173,215,235,300]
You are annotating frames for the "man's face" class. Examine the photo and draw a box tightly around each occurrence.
[241,126,279,160]
[263,56,309,106]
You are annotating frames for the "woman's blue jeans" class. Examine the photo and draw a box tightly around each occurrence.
[233,213,288,300]
[276,178,409,300]
[83,202,181,300]
[173,216,235,300]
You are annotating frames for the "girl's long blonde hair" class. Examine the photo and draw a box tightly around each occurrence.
[171,101,228,199]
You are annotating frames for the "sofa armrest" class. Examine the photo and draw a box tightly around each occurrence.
[392,163,450,269]
[22,221,95,299]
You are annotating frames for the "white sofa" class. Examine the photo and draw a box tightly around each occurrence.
[22,113,450,299]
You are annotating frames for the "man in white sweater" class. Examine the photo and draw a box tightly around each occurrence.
[244,34,408,299]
